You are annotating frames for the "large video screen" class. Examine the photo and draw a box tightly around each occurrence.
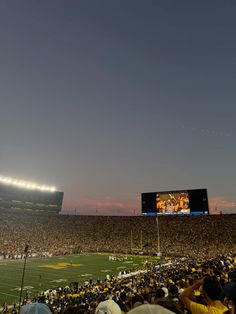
[142,189,209,215]
[156,191,190,214]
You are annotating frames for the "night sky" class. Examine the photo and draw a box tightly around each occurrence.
[0,1,236,214]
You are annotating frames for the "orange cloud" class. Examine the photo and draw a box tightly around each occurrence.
[62,196,140,215]
[209,197,236,214]
[62,196,236,215]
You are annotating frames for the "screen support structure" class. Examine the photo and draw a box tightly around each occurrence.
[156,216,161,256]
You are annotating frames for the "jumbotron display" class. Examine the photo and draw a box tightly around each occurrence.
[142,189,209,215]
[0,176,63,213]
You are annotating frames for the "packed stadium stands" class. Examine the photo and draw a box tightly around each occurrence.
[0,209,235,259]
[0,209,235,313]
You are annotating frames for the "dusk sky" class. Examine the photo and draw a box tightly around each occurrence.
[0,1,236,215]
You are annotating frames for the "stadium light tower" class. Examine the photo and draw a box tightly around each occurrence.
[0,175,56,192]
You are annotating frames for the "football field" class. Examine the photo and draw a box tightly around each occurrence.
[0,253,158,305]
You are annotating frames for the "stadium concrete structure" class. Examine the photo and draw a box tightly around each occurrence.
[0,176,63,213]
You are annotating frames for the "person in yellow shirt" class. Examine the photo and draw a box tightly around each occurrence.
[224,281,236,314]
[180,277,228,314]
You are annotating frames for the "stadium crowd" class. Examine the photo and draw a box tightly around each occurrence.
[0,210,235,259]
[20,254,236,314]
[0,209,235,314]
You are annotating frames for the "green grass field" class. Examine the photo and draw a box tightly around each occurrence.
[0,253,158,305]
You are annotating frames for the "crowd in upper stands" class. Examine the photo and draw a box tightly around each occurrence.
[0,209,235,314]
[0,209,235,259]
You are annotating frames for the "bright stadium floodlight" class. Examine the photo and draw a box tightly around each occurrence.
[0,175,57,192]
[50,187,56,192]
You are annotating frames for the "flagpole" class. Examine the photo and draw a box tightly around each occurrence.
[130,230,133,252]
[156,216,161,256]
[140,230,143,250]
[19,243,29,311]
